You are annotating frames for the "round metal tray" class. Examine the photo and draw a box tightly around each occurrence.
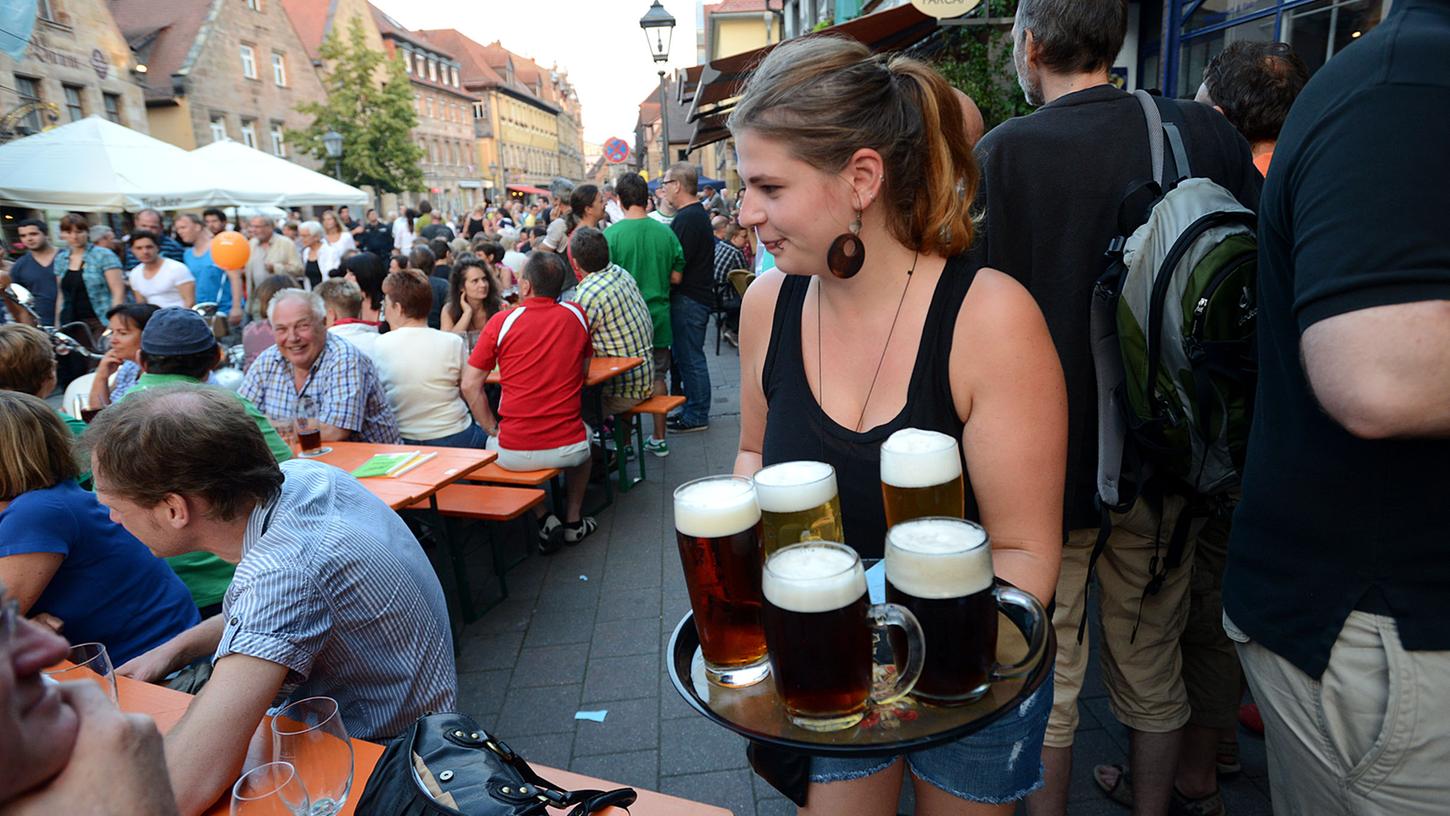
[666,583,1053,757]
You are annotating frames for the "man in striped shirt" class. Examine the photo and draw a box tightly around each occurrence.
[86,385,455,816]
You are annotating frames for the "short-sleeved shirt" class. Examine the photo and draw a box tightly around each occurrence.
[574,264,654,400]
[128,259,194,309]
[240,333,402,444]
[216,460,456,740]
[184,244,232,312]
[467,297,590,450]
[124,372,294,607]
[123,233,185,268]
[9,253,57,325]
[0,480,199,665]
[605,217,683,348]
[109,360,142,404]
[669,203,716,307]
[1224,0,1450,679]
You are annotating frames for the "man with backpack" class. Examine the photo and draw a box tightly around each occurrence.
[974,2,1260,814]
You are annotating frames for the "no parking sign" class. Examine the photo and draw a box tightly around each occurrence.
[603,137,630,164]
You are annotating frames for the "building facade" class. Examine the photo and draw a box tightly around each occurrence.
[1,0,148,141]
[111,0,326,167]
[371,7,480,215]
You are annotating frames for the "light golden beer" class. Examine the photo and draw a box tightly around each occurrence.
[880,428,965,528]
[673,475,770,688]
[753,461,843,559]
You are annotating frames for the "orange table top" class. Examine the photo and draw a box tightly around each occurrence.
[486,356,644,387]
[310,442,496,489]
[116,674,731,816]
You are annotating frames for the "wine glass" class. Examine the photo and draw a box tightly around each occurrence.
[271,697,353,816]
[231,761,310,816]
[43,642,116,704]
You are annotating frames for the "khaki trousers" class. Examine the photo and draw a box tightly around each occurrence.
[1228,611,1450,816]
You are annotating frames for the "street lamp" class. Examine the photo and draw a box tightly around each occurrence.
[640,0,676,176]
[321,129,343,180]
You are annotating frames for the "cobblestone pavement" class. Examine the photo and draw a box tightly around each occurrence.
[453,342,1274,815]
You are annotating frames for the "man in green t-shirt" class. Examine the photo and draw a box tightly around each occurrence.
[605,172,684,457]
[121,307,294,615]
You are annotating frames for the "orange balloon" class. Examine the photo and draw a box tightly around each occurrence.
[211,230,251,270]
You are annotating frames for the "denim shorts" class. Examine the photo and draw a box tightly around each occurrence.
[808,677,1053,804]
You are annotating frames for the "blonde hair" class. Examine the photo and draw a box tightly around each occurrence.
[727,35,978,257]
[0,391,79,499]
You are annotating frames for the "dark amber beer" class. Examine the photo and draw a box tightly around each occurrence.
[753,461,843,559]
[885,518,997,703]
[673,475,770,687]
[880,429,965,528]
[762,542,925,731]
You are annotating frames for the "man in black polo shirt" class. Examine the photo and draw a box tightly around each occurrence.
[662,161,715,433]
[1224,3,1450,812]
[974,2,1260,813]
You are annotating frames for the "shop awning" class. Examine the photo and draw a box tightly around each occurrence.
[506,184,550,196]
[686,5,938,150]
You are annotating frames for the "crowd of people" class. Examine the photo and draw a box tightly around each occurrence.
[2,0,1445,813]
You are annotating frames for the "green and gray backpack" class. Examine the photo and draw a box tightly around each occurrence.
[1088,90,1258,601]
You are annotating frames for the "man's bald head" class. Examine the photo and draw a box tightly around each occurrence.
[953,88,986,147]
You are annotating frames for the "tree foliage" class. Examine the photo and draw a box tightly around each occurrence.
[290,15,424,194]
[929,1,1036,131]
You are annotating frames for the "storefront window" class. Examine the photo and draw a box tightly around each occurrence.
[1185,0,1277,30]
[1178,13,1275,96]
[1280,0,1389,73]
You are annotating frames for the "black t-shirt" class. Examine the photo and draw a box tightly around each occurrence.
[670,202,715,306]
[1224,0,1450,679]
[358,222,393,255]
[61,267,95,323]
[974,85,1261,530]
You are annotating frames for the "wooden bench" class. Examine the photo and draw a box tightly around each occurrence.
[613,394,688,491]
[408,484,546,623]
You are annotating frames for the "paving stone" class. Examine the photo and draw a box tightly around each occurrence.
[523,609,596,648]
[455,669,512,717]
[597,587,660,622]
[456,629,523,673]
[571,697,659,756]
[658,769,756,816]
[463,595,536,635]
[533,580,602,613]
[569,750,660,792]
[591,616,664,657]
[583,653,660,702]
[510,643,590,688]
[1067,729,1126,803]
[494,684,582,738]
[1081,696,1130,753]
[754,797,797,816]
[659,717,749,776]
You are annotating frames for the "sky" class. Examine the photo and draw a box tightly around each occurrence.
[369,0,702,148]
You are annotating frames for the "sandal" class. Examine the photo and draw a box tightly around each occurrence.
[563,516,598,545]
[1216,736,1242,776]
[537,514,564,555]
[1094,763,1134,808]
[1171,786,1226,816]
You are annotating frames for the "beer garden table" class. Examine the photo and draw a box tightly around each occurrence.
[485,356,646,513]
[114,673,733,816]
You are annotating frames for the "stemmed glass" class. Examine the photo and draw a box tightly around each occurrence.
[43,642,117,704]
[271,697,353,816]
[231,761,310,816]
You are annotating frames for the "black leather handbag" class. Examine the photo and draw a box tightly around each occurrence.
[355,713,637,816]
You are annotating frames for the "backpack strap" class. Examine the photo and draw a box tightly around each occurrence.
[1132,89,1166,188]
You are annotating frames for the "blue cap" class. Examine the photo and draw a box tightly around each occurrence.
[141,307,218,356]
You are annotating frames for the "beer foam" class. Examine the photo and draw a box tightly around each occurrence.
[753,461,837,513]
[880,428,962,489]
[674,477,762,538]
[886,518,994,598]
[763,544,865,613]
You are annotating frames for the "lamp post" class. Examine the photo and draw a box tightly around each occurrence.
[321,129,343,180]
[640,0,676,178]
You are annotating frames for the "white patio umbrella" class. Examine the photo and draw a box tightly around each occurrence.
[0,116,280,212]
[190,140,369,209]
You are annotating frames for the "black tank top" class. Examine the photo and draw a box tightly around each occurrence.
[760,255,980,559]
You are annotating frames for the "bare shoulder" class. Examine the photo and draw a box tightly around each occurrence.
[957,266,1042,335]
[741,266,788,317]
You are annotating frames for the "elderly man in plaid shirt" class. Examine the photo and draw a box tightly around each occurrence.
[240,289,401,444]
[568,227,655,419]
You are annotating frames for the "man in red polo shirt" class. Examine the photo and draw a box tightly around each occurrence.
[462,252,595,553]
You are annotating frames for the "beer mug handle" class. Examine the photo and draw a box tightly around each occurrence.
[866,602,925,707]
[990,586,1049,680]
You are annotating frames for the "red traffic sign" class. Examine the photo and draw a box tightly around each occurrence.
[603,137,630,164]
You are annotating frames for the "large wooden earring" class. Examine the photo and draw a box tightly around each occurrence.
[827,211,865,279]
